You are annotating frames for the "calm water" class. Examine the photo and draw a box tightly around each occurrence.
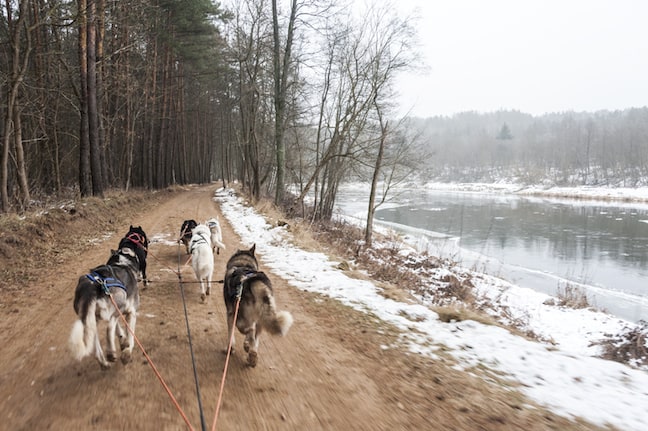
[336,188,648,322]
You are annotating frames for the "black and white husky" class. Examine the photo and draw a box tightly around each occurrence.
[180,219,198,255]
[223,244,293,367]
[69,248,141,369]
[189,223,214,302]
[206,217,226,255]
[118,225,149,285]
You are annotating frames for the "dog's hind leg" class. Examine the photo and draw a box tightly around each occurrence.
[92,331,111,370]
[115,322,127,350]
[243,324,260,367]
[141,261,148,287]
[120,311,136,364]
[222,310,237,354]
[200,280,207,302]
[106,317,119,363]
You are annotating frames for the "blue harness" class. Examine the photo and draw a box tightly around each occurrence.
[86,270,127,295]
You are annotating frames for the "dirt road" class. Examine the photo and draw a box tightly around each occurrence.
[0,184,600,430]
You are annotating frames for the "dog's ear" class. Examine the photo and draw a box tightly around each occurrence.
[249,244,256,255]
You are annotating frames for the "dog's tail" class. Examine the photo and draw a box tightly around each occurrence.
[69,300,97,360]
[247,274,293,336]
[265,310,293,336]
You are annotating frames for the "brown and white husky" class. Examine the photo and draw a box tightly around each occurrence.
[222,244,293,367]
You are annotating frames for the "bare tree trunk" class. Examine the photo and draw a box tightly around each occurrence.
[272,0,298,205]
[96,0,109,187]
[2,0,32,212]
[144,31,158,189]
[78,0,92,197]
[86,0,104,196]
[365,116,388,246]
[159,46,171,188]
[13,109,30,207]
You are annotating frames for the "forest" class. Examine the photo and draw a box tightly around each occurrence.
[409,108,648,187]
[1,0,420,223]
[2,1,647,219]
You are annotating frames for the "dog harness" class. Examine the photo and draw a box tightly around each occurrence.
[126,232,148,250]
[86,269,127,295]
[227,268,258,301]
[189,233,210,253]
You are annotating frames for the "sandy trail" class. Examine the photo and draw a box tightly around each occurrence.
[0,184,600,430]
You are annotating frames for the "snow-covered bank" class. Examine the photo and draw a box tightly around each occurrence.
[423,181,648,203]
[215,187,648,431]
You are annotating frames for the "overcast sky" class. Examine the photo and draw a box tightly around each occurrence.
[394,0,648,118]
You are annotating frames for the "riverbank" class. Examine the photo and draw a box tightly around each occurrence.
[333,181,648,356]
[422,181,648,203]
[219,186,648,431]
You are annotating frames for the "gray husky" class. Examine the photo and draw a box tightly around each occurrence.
[223,244,293,367]
[69,248,140,369]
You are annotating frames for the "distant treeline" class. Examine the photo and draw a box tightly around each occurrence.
[407,108,648,187]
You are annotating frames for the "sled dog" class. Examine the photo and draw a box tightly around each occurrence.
[223,244,293,367]
[118,225,149,285]
[69,248,141,369]
[206,217,226,255]
[189,223,214,302]
[180,219,198,255]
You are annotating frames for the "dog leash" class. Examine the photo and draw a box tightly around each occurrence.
[106,290,195,431]
[211,283,243,431]
[175,240,208,431]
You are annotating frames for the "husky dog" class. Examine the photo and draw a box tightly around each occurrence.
[180,219,198,255]
[223,244,293,367]
[189,223,214,302]
[206,217,226,255]
[69,248,141,369]
[118,225,149,285]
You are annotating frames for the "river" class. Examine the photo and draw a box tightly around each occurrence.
[335,185,648,323]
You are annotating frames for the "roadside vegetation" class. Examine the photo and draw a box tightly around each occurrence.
[264,193,648,370]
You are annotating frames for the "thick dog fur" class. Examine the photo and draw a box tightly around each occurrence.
[206,217,226,255]
[69,248,141,369]
[189,223,214,302]
[223,244,293,367]
[180,219,198,255]
[118,225,149,285]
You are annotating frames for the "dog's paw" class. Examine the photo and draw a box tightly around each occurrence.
[200,293,206,302]
[107,352,117,362]
[247,351,258,368]
[121,351,132,365]
[222,347,235,355]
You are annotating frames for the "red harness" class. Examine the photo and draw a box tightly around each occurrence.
[126,232,147,251]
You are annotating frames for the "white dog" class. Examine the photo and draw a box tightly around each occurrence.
[189,224,214,302]
[206,217,226,255]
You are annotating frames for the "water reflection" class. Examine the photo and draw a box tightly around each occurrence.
[375,192,648,299]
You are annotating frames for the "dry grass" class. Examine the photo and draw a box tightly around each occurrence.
[0,188,166,293]
[555,283,591,309]
[594,320,648,368]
